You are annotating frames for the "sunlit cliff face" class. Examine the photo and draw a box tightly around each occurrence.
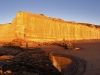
[0,11,100,42]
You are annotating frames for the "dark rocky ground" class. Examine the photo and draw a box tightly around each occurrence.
[1,39,100,75]
[0,46,61,75]
[0,40,88,75]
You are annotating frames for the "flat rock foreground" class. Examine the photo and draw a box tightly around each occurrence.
[0,40,100,75]
[41,40,100,75]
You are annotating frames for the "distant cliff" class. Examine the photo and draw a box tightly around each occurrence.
[0,11,100,42]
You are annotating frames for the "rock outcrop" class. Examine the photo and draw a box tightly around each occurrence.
[0,11,100,42]
[0,23,15,42]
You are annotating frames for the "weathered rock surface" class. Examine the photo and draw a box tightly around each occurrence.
[0,11,100,42]
[0,23,15,42]
[3,39,40,49]
[0,47,61,75]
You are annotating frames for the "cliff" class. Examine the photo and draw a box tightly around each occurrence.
[0,11,100,42]
[0,23,15,42]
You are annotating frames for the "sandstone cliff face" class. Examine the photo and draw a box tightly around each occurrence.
[0,23,15,42]
[1,11,100,42]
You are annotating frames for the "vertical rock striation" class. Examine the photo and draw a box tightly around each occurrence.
[0,11,100,42]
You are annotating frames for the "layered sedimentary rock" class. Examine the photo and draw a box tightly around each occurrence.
[0,11,100,42]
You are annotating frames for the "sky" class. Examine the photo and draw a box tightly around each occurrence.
[0,0,100,25]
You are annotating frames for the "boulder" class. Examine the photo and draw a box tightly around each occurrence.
[10,39,25,47]
[26,41,39,49]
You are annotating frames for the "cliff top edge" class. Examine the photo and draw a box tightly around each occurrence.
[16,11,100,26]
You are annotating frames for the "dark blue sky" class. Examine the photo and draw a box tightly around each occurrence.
[0,0,100,25]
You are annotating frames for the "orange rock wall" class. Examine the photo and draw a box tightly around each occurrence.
[0,24,15,42]
[1,11,100,42]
